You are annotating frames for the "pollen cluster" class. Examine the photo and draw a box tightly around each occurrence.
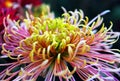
[1,9,120,81]
[15,16,91,63]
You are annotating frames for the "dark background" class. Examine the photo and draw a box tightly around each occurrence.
[42,0,120,49]
[0,0,120,81]
[40,0,120,80]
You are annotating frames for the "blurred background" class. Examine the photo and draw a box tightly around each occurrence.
[38,0,120,80]
[0,0,120,81]
[42,0,120,49]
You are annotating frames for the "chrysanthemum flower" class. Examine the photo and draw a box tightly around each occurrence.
[0,0,20,46]
[0,8,120,81]
[0,0,43,46]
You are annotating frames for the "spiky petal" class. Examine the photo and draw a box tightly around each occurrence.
[0,8,120,81]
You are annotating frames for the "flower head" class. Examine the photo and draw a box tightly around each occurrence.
[0,0,20,46]
[0,8,120,81]
[0,0,43,46]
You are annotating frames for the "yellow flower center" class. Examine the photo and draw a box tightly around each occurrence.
[17,17,89,63]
